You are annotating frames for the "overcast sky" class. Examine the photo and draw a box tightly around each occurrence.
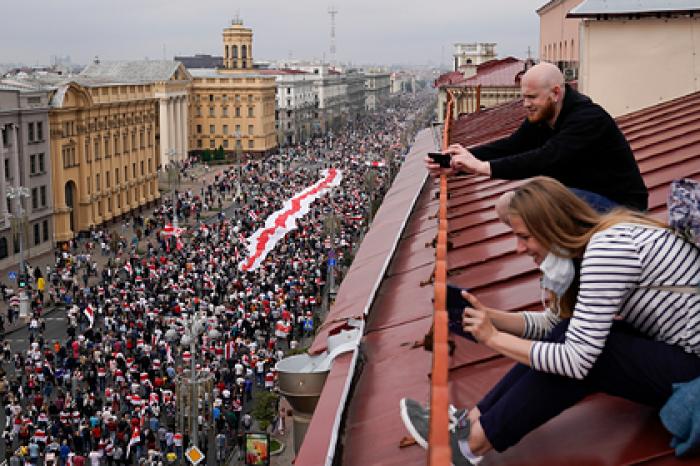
[2,0,545,68]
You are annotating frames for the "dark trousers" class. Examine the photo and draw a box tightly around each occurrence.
[477,320,700,452]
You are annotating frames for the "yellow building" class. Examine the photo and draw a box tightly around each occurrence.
[42,61,192,241]
[189,18,277,156]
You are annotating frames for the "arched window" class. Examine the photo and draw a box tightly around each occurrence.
[0,238,7,259]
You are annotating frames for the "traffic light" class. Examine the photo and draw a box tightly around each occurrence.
[18,273,28,288]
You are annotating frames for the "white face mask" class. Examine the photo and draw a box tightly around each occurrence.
[539,251,575,314]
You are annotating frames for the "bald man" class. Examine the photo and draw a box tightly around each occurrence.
[428,62,648,211]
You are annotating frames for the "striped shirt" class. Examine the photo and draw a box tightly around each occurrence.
[525,223,700,380]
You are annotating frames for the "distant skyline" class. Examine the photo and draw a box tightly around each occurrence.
[2,0,545,68]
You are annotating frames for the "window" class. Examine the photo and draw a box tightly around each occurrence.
[223,125,228,135]
[132,163,136,178]
[40,186,46,206]
[32,188,38,209]
[140,161,144,175]
[248,106,254,117]
[248,140,254,149]
[222,106,228,117]
[140,131,145,148]
[30,154,36,175]
[87,176,91,194]
[123,133,129,152]
[248,94,253,103]
[196,125,202,134]
[235,124,241,132]
[42,220,48,242]
[104,135,110,157]
[114,134,120,155]
[115,168,120,184]
[148,159,152,173]
[223,140,229,149]
[36,122,43,141]
[34,224,40,246]
[195,106,202,117]
[235,107,241,117]
[248,125,253,135]
[209,94,214,102]
[131,132,136,150]
[209,107,215,117]
[96,174,100,191]
[0,238,7,259]
[28,122,35,142]
[106,171,111,188]
[210,125,215,134]
[210,140,215,149]
[197,140,203,148]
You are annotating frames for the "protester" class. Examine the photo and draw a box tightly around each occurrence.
[0,90,435,464]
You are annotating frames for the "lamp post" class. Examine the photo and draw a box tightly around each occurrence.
[165,314,219,452]
[363,170,377,226]
[7,185,30,318]
[233,130,242,198]
[322,195,340,310]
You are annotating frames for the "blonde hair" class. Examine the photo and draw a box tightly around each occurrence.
[507,177,666,316]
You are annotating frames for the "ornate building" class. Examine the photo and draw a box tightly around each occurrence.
[188,18,277,156]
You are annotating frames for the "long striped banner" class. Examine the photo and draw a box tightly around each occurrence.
[238,168,343,272]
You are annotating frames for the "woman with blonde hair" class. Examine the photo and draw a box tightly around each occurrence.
[401,176,700,465]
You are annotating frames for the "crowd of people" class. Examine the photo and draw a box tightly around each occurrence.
[0,90,435,466]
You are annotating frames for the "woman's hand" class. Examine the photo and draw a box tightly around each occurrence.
[462,291,499,344]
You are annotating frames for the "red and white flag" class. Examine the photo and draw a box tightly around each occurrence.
[364,160,386,167]
[126,427,141,457]
[239,168,343,272]
[124,262,133,275]
[83,305,95,328]
[224,340,236,360]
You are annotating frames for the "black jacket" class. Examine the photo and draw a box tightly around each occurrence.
[471,85,648,211]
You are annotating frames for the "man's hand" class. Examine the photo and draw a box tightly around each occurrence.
[424,155,454,178]
[445,144,491,176]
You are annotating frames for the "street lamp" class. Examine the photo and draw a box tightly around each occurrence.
[7,185,30,318]
[233,130,242,198]
[166,313,219,451]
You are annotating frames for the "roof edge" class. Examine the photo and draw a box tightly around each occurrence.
[296,128,438,464]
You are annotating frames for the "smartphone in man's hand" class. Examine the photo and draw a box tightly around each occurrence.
[428,152,451,169]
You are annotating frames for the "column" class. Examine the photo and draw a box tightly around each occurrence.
[12,124,20,185]
[168,98,175,162]
[0,126,6,216]
[173,96,182,162]
[159,99,170,166]
[180,97,188,162]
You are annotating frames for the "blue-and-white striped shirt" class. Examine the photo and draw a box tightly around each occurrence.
[523,223,700,379]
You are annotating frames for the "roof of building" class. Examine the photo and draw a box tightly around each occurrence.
[569,0,700,17]
[434,57,525,89]
[256,69,310,75]
[79,60,185,83]
[296,90,700,465]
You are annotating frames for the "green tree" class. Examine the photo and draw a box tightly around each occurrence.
[251,390,279,431]
[201,150,212,162]
[215,145,225,160]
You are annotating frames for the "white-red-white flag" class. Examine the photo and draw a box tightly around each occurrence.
[83,305,95,328]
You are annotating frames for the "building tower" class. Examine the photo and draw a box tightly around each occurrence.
[328,6,338,67]
[222,14,253,71]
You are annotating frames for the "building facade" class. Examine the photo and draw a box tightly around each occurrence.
[47,80,160,242]
[0,88,54,268]
[364,71,391,111]
[188,19,278,157]
[260,70,316,145]
[570,2,700,116]
[537,0,584,81]
[453,43,497,71]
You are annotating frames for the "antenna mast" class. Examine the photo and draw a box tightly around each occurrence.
[328,5,338,67]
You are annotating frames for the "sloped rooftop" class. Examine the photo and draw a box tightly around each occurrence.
[298,91,700,465]
[79,60,183,83]
[434,58,525,89]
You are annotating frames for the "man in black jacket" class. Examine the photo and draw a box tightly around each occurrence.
[428,62,648,211]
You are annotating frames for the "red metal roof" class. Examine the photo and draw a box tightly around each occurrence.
[434,58,525,89]
[298,91,700,465]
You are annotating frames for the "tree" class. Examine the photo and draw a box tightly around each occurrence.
[251,391,279,431]
[201,150,212,162]
[215,145,226,161]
